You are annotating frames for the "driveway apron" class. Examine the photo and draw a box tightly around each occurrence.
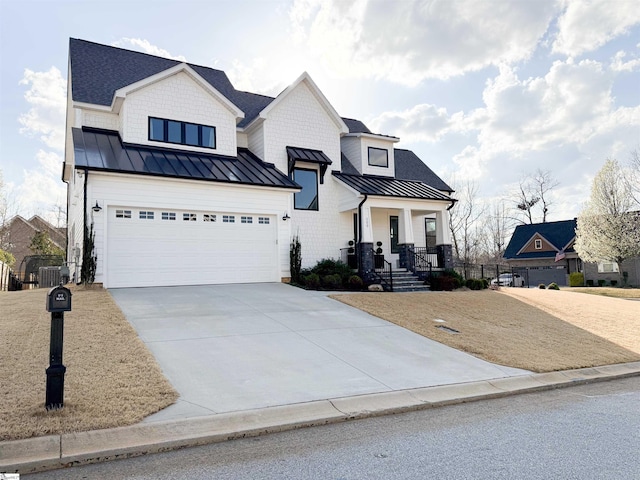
[109,283,527,422]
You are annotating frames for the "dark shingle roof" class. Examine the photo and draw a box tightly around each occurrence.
[333,172,452,201]
[72,128,298,189]
[342,118,372,134]
[394,149,453,192]
[69,38,275,127]
[503,219,577,259]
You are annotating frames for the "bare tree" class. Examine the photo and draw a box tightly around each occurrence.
[575,159,640,281]
[482,200,513,262]
[510,169,559,224]
[628,148,640,206]
[448,179,486,277]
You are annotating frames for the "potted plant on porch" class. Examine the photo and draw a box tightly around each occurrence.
[374,241,384,269]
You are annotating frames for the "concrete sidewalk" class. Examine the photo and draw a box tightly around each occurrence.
[2,362,639,474]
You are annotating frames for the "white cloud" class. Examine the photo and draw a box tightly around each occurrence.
[611,50,640,72]
[552,0,640,56]
[290,0,559,84]
[111,38,186,61]
[15,150,66,224]
[18,67,66,151]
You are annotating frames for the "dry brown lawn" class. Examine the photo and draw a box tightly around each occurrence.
[563,287,640,299]
[332,288,640,373]
[0,286,177,441]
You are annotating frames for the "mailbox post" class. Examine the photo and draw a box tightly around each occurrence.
[45,285,72,410]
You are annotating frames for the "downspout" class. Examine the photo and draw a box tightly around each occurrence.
[357,194,368,244]
[447,198,458,211]
[81,168,88,284]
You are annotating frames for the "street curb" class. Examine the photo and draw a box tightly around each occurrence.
[2,362,639,474]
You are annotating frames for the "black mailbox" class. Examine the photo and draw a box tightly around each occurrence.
[46,286,72,313]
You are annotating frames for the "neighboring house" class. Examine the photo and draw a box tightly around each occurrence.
[64,39,455,288]
[503,219,640,287]
[1,215,66,276]
[503,219,580,286]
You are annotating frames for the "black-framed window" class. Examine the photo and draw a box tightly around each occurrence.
[425,218,436,248]
[368,147,388,167]
[390,216,399,253]
[293,168,318,210]
[149,117,216,149]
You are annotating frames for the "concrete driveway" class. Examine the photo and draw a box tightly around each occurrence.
[110,283,527,423]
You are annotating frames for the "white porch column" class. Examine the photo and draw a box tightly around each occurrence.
[435,209,451,244]
[398,208,414,244]
[360,204,374,243]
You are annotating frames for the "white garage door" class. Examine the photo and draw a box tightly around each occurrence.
[106,207,278,288]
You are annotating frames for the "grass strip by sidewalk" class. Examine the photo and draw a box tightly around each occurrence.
[331,289,640,373]
[0,286,178,442]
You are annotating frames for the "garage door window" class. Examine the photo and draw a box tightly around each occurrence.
[116,210,132,219]
[162,212,176,221]
[223,215,235,223]
[241,216,253,224]
[183,213,197,221]
[139,211,154,220]
[203,214,217,222]
[258,217,270,224]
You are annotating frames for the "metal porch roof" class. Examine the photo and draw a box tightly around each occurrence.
[332,172,452,201]
[72,128,299,189]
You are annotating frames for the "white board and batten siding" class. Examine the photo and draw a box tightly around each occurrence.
[89,173,291,288]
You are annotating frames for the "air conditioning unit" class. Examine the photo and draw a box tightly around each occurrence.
[39,267,62,288]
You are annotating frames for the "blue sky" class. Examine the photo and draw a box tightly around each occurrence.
[1,0,639,225]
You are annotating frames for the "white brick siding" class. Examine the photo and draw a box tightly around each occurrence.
[121,71,237,156]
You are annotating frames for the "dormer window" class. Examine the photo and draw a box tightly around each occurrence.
[149,117,216,149]
[368,147,388,167]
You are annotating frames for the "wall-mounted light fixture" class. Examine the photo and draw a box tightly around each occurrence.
[92,201,102,213]
[282,212,290,221]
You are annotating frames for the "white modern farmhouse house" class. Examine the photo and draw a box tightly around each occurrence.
[63,39,455,288]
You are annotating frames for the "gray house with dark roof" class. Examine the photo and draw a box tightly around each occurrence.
[64,39,454,288]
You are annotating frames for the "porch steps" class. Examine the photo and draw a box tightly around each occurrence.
[381,268,431,292]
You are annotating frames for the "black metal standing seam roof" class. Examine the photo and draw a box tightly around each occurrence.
[286,146,333,165]
[72,128,299,189]
[333,172,453,201]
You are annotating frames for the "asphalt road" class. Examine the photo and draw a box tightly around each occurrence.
[26,377,640,480]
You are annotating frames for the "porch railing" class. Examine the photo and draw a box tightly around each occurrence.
[372,249,393,292]
[408,246,438,275]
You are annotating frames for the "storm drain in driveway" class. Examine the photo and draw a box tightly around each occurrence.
[436,325,460,334]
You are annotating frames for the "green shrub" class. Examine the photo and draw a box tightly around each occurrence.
[586,279,594,287]
[611,280,618,287]
[465,278,485,290]
[569,272,584,287]
[303,273,321,289]
[539,284,546,289]
[443,269,464,289]
[347,275,364,290]
[322,274,342,290]
[310,258,353,283]
[481,279,489,289]
[289,234,302,284]
[547,282,560,290]
[465,278,475,289]
[598,279,606,287]
[430,275,458,291]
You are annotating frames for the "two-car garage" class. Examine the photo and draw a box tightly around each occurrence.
[105,206,279,288]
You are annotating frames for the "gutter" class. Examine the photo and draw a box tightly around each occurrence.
[447,198,458,211]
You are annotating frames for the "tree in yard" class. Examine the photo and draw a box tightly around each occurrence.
[29,230,65,257]
[482,200,513,262]
[628,148,640,205]
[510,169,559,224]
[574,159,640,282]
[448,179,486,277]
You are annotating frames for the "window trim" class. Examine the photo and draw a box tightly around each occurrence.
[368,147,389,168]
[293,167,319,211]
[534,239,542,249]
[148,117,216,149]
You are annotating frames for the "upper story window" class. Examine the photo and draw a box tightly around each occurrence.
[368,147,388,167]
[293,168,318,210]
[534,239,542,249]
[149,117,216,149]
